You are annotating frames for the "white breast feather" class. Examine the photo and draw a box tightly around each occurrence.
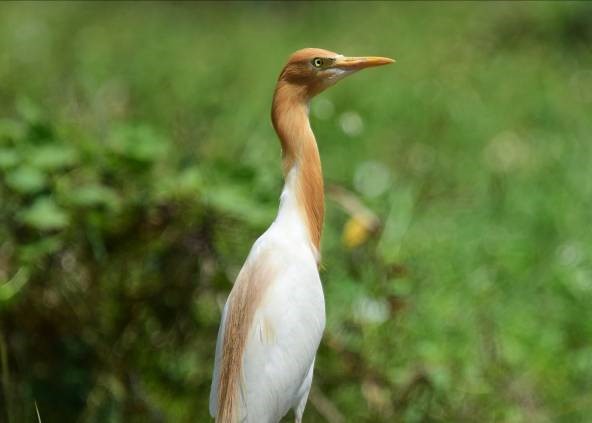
[209,169,325,422]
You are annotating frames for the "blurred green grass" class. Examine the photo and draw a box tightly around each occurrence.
[0,2,591,422]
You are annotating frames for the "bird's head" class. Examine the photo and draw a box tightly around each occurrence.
[278,48,394,98]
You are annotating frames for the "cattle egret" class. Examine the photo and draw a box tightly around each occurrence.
[209,48,394,423]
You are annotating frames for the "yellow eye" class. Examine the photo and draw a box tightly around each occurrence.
[312,58,324,68]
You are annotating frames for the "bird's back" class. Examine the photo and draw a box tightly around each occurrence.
[209,224,325,422]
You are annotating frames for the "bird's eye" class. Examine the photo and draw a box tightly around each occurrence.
[312,58,324,68]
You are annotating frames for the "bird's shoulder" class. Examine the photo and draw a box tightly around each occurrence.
[249,223,317,265]
[231,229,315,301]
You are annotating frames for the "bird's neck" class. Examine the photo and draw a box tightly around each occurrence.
[271,81,324,254]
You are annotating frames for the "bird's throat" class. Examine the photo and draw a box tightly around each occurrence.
[272,81,324,253]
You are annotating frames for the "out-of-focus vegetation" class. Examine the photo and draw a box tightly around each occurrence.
[0,2,591,422]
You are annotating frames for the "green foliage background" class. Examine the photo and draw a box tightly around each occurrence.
[0,2,591,422]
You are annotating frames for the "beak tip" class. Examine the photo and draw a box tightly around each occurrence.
[365,56,396,67]
[335,55,396,70]
[369,57,395,68]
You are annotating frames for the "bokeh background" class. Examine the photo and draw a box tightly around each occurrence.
[1,2,591,422]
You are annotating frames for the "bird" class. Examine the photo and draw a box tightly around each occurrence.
[209,48,394,423]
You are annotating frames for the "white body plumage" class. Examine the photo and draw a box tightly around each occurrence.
[209,168,325,422]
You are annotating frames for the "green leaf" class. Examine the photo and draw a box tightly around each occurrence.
[205,184,273,227]
[19,236,63,263]
[0,118,25,143]
[16,97,43,124]
[28,144,78,170]
[5,165,46,193]
[176,167,203,193]
[155,166,203,200]
[0,148,20,169]
[68,184,121,211]
[0,267,30,304]
[107,125,168,163]
[19,197,69,230]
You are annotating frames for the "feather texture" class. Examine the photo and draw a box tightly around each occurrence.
[210,168,325,422]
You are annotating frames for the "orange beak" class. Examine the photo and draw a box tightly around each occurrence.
[333,56,395,70]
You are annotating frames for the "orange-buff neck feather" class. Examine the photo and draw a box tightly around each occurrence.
[271,79,324,252]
